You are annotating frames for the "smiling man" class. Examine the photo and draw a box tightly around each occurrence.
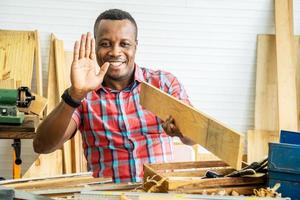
[33,9,194,183]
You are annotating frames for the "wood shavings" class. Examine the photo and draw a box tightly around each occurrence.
[253,183,281,197]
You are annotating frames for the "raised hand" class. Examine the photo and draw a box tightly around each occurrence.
[69,32,109,100]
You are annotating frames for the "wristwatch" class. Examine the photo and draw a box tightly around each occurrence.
[61,88,81,108]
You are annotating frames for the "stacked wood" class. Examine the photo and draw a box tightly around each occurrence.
[23,34,87,178]
[247,0,300,163]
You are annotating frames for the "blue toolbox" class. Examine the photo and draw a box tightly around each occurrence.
[268,130,300,200]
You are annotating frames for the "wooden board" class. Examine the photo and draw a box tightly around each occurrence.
[54,39,72,174]
[295,37,300,131]
[247,130,279,163]
[0,30,36,87]
[140,82,244,169]
[0,79,16,89]
[34,30,43,96]
[0,48,5,77]
[23,34,63,179]
[255,35,279,131]
[275,0,298,131]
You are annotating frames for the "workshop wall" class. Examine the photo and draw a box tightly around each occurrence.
[0,0,300,179]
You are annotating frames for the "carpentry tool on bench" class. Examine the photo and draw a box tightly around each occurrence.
[204,157,268,178]
[0,87,35,179]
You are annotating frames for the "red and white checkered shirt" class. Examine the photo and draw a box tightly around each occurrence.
[72,64,190,183]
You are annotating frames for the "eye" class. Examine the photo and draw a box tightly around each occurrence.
[121,42,131,48]
[99,41,110,47]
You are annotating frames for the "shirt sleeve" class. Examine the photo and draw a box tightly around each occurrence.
[72,107,81,129]
[168,75,192,106]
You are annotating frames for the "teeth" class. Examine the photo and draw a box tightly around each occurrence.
[109,61,124,67]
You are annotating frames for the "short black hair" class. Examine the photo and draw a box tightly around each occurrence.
[94,9,138,40]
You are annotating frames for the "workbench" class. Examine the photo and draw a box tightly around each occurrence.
[0,115,39,178]
[0,115,38,139]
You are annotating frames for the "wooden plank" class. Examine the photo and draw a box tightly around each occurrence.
[168,176,265,191]
[0,79,15,89]
[53,39,72,174]
[295,37,300,131]
[4,176,109,189]
[140,82,244,169]
[23,34,63,179]
[275,0,298,131]
[0,48,5,77]
[255,35,279,131]
[148,160,227,171]
[0,30,35,88]
[34,30,43,96]
[46,34,59,114]
[247,130,279,163]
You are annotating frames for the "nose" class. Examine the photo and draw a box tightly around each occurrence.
[109,44,121,56]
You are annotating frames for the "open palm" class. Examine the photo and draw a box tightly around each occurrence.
[70,32,109,100]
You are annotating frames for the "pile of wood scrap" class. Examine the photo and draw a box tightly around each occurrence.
[141,160,266,196]
[247,0,300,163]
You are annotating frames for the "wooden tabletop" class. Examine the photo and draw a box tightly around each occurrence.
[0,115,39,139]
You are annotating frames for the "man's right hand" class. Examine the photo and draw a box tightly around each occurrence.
[69,32,109,101]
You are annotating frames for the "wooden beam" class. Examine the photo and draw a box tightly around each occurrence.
[275,0,298,131]
[140,82,244,169]
[34,30,43,96]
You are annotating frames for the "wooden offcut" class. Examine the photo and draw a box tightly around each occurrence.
[140,82,244,170]
[275,0,298,131]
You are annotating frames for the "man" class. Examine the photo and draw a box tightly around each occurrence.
[33,9,194,183]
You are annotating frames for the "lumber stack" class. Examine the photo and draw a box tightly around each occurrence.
[23,34,87,178]
[247,0,300,163]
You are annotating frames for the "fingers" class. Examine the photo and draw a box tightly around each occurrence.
[90,37,96,60]
[97,62,110,78]
[73,41,79,62]
[79,34,86,59]
[85,32,91,58]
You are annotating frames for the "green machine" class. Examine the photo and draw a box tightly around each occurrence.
[0,87,35,124]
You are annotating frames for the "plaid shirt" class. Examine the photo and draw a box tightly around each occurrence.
[72,64,190,183]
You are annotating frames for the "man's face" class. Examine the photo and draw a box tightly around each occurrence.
[95,19,137,81]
